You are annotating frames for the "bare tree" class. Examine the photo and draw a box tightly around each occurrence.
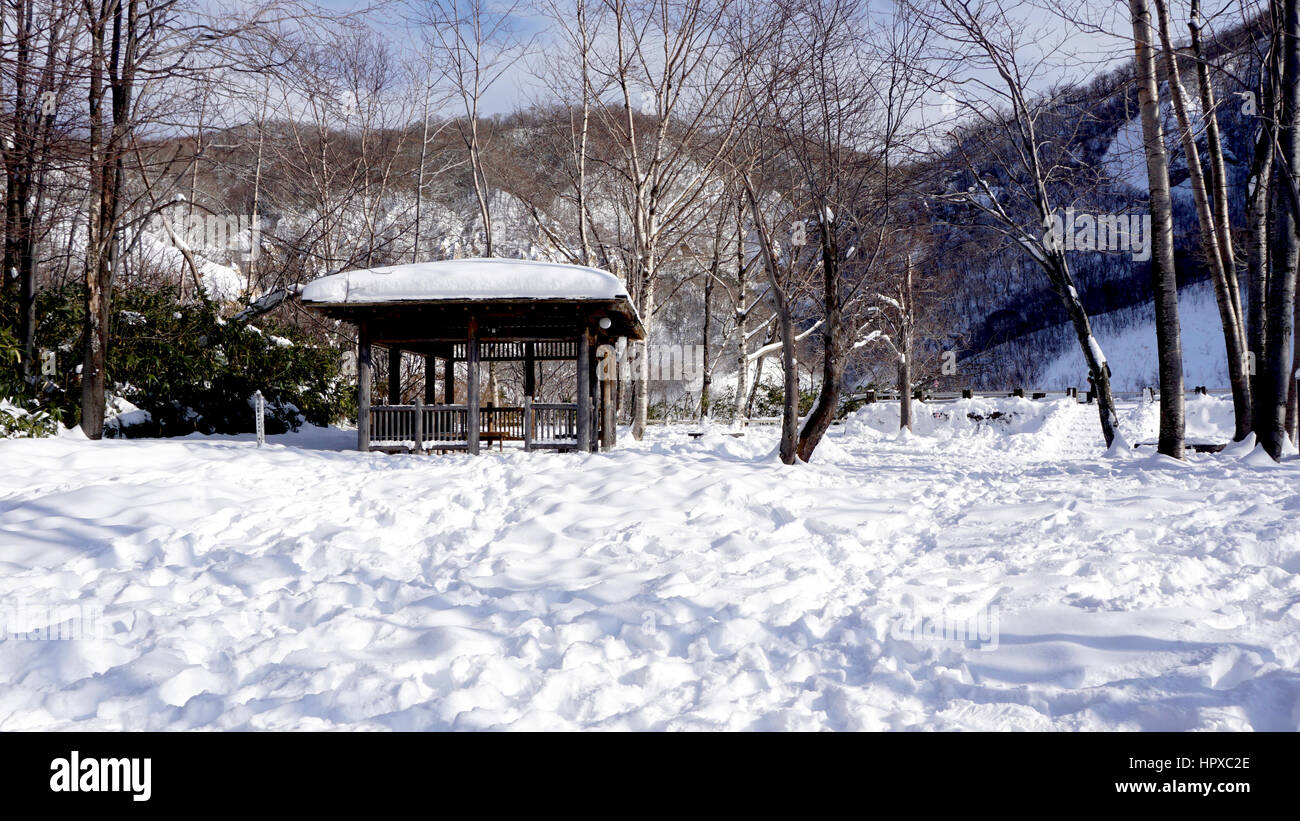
[414,0,530,258]
[592,0,745,439]
[913,0,1122,448]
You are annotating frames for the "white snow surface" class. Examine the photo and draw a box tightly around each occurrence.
[300,258,629,304]
[2,394,1299,730]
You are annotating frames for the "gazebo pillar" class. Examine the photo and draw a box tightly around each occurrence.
[424,355,435,403]
[388,346,402,404]
[600,346,616,450]
[577,329,592,453]
[524,342,536,397]
[444,356,455,403]
[466,317,480,455]
[357,321,372,452]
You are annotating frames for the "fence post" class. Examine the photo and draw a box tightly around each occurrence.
[253,390,265,448]
[523,395,533,452]
[413,397,423,454]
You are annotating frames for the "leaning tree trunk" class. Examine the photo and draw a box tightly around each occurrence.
[1131,0,1186,457]
[797,225,843,461]
[743,179,798,463]
[1058,265,1119,447]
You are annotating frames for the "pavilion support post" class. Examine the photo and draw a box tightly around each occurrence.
[589,343,600,451]
[357,322,372,452]
[524,342,536,397]
[444,357,455,404]
[467,318,480,455]
[577,329,592,453]
[424,356,435,404]
[388,346,402,404]
[601,345,616,450]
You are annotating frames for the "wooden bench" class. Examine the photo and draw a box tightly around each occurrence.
[1132,441,1228,454]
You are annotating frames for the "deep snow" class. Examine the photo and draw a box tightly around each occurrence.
[1,395,1298,730]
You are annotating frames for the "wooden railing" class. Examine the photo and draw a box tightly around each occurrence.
[424,405,469,445]
[482,406,525,440]
[371,404,417,444]
[368,403,577,451]
[529,403,578,448]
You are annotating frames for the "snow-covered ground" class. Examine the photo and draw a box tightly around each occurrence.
[1,395,1298,730]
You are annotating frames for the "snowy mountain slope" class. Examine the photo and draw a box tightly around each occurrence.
[1,396,1296,731]
[982,281,1234,391]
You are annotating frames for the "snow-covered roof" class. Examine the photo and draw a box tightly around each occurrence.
[300,258,629,305]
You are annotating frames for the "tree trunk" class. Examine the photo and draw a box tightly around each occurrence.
[796,218,843,461]
[743,179,798,463]
[1248,23,1278,441]
[897,356,912,432]
[80,8,109,438]
[1154,0,1250,440]
[1131,0,1186,457]
[1260,0,1300,459]
[631,275,654,439]
[898,255,915,432]
[733,204,748,422]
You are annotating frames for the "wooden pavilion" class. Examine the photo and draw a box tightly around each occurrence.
[300,258,644,454]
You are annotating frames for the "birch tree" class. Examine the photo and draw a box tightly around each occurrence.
[1128,0,1185,457]
[592,0,744,439]
[1151,0,1248,440]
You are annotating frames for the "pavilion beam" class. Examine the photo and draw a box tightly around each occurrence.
[388,346,402,404]
[577,329,592,453]
[357,321,372,452]
[467,317,480,455]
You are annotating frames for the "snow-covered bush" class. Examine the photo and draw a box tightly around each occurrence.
[19,284,351,438]
[0,398,59,438]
